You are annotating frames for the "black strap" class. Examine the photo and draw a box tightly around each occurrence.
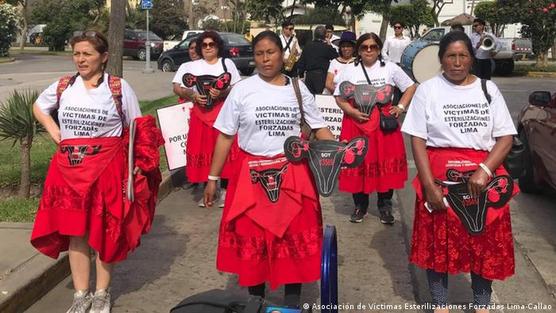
[221,57,228,73]
[292,77,310,138]
[481,78,491,104]
[361,62,372,85]
[284,35,294,53]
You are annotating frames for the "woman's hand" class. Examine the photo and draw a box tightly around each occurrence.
[49,128,61,145]
[204,180,218,208]
[133,166,142,175]
[193,93,208,106]
[389,105,404,118]
[209,88,222,99]
[424,183,447,211]
[348,108,369,123]
[468,168,490,199]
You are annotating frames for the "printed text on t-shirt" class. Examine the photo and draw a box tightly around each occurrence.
[254,105,299,137]
[443,102,490,134]
[60,106,111,137]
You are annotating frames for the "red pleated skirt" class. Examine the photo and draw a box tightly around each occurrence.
[216,150,322,289]
[185,103,237,183]
[30,137,153,263]
[410,148,516,280]
[338,104,407,193]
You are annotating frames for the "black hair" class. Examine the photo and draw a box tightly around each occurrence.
[391,21,405,28]
[188,40,196,48]
[252,30,283,51]
[473,18,486,26]
[438,31,475,63]
[325,24,334,31]
[451,23,465,32]
[355,32,385,67]
[195,31,225,58]
[281,20,294,29]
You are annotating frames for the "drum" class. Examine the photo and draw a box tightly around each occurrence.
[400,40,441,83]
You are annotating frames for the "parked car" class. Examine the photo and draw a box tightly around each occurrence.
[123,29,164,61]
[157,32,255,76]
[163,30,204,51]
[511,38,533,60]
[419,26,516,75]
[515,90,556,193]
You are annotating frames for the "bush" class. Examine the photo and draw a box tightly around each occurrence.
[0,4,19,57]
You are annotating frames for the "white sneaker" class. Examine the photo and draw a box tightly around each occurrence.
[90,289,111,313]
[198,198,206,207]
[218,189,226,208]
[66,290,92,313]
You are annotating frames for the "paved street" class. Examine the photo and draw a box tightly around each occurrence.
[1,54,555,312]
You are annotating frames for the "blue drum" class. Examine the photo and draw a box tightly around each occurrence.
[400,40,441,83]
[320,225,338,313]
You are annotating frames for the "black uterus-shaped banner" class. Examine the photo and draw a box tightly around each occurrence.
[436,169,514,235]
[250,165,288,203]
[182,72,231,108]
[284,137,368,197]
[339,82,393,115]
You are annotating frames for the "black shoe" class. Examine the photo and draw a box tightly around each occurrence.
[379,209,395,224]
[349,208,367,223]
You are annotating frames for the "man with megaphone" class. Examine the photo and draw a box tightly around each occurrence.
[470,18,498,80]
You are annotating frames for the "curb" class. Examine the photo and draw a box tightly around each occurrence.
[0,169,184,313]
[526,71,556,78]
[0,57,15,64]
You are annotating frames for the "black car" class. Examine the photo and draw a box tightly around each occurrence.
[157,32,255,76]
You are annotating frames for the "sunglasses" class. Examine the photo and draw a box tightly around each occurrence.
[359,44,380,52]
[394,26,402,29]
[77,31,107,45]
[202,42,216,49]
[286,27,294,31]
[472,24,480,27]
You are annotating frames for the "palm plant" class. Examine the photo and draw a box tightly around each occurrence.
[0,90,44,198]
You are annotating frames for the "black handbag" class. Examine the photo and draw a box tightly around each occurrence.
[170,289,263,313]
[379,111,399,132]
[503,136,525,179]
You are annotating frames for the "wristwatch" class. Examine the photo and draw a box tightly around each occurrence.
[397,104,406,112]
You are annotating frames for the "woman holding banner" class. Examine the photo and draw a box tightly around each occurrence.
[204,31,335,306]
[401,31,516,313]
[334,32,416,225]
[177,31,241,207]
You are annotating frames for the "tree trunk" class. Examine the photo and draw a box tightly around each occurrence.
[18,136,32,199]
[106,0,126,78]
[379,14,389,42]
[187,0,195,30]
[18,1,28,51]
[552,41,556,60]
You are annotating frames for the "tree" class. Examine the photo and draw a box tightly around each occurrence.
[475,1,519,37]
[430,0,448,27]
[0,90,43,198]
[151,0,187,39]
[31,0,106,51]
[6,0,29,51]
[518,0,556,67]
[245,0,284,25]
[389,0,434,39]
[106,0,125,77]
[302,0,384,32]
[294,5,346,26]
[0,3,18,56]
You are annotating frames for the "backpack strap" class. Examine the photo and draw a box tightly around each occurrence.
[56,75,78,107]
[108,75,126,127]
[481,78,491,104]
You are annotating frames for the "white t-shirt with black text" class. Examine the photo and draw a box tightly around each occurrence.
[36,74,141,140]
[333,60,414,96]
[172,58,241,92]
[214,75,328,157]
[401,74,516,151]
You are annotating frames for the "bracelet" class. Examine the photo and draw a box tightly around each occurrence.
[208,175,220,181]
[397,104,406,112]
[478,163,493,178]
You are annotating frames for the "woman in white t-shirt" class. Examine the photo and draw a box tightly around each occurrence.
[175,31,241,208]
[30,31,163,313]
[325,31,356,94]
[203,31,334,306]
[401,31,517,313]
[333,32,416,225]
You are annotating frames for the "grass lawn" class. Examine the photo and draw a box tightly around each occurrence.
[0,95,178,222]
[514,63,556,74]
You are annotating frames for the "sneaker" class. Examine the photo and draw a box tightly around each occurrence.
[90,289,111,313]
[198,198,206,207]
[378,199,395,225]
[218,189,226,208]
[66,290,92,313]
[349,208,367,223]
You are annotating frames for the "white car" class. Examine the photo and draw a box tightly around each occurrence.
[163,30,204,51]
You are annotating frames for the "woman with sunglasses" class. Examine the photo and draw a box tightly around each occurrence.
[177,31,241,207]
[204,30,334,306]
[402,31,516,313]
[334,32,416,224]
[325,31,356,94]
[30,31,163,313]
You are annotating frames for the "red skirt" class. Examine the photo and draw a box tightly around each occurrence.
[217,150,322,289]
[185,101,237,183]
[410,148,517,280]
[338,103,407,193]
